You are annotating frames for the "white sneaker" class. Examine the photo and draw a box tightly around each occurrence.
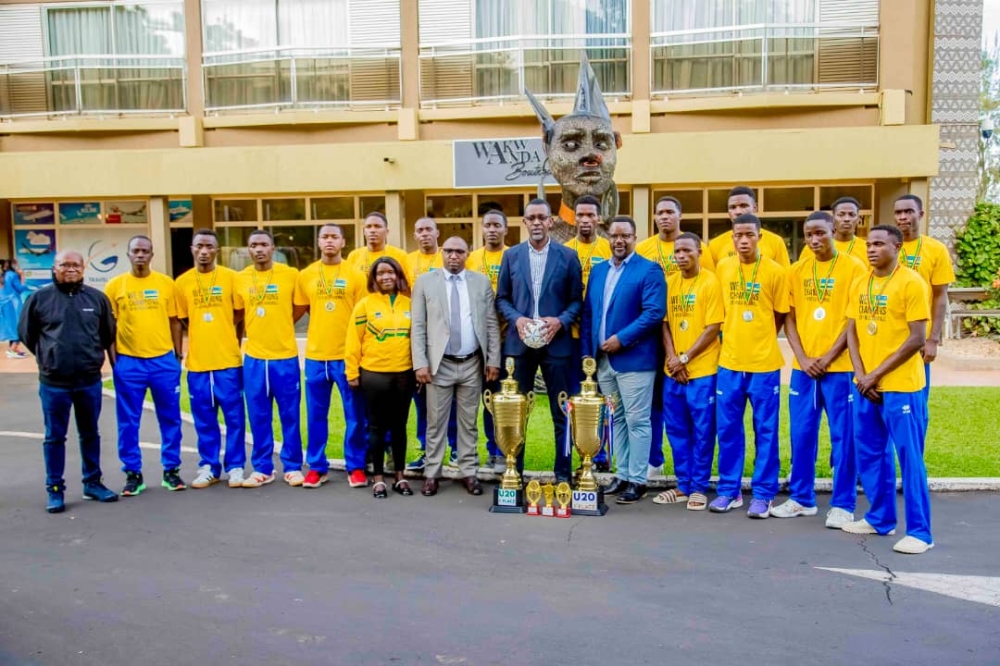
[284,470,305,487]
[841,518,895,536]
[769,499,818,518]
[825,507,855,529]
[241,471,275,488]
[893,536,934,554]
[227,468,245,488]
[191,465,218,489]
[647,464,664,479]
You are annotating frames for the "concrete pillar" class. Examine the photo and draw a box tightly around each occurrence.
[183,0,205,117]
[149,197,171,275]
[385,191,404,248]
[400,0,420,110]
[632,186,650,241]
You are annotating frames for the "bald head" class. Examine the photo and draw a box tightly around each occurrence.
[54,250,85,284]
[442,236,469,275]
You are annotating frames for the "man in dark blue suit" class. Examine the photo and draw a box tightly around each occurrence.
[581,215,666,504]
[496,198,583,482]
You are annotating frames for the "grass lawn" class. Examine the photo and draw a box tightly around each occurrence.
[113,376,1000,478]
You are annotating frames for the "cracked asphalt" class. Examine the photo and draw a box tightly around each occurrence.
[1,372,999,665]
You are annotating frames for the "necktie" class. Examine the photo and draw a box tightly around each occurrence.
[447,275,462,355]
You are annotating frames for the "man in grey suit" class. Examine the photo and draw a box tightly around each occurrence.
[411,236,501,497]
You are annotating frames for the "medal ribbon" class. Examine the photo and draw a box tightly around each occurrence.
[194,268,218,305]
[480,249,503,279]
[812,250,839,304]
[571,239,599,271]
[562,400,573,458]
[845,238,856,257]
[604,395,615,462]
[903,236,923,269]
[738,255,761,306]
[251,268,274,308]
[656,238,676,273]
[318,265,341,299]
[680,273,700,314]
[865,263,901,321]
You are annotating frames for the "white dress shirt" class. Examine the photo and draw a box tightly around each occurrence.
[528,239,550,319]
[444,270,478,356]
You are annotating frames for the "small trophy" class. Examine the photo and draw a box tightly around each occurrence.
[558,357,610,516]
[484,358,535,514]
[541,483,555,517]
[525,480,542,516]
[554,482,572,518]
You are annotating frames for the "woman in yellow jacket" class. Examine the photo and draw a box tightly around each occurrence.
[346,257,415,499]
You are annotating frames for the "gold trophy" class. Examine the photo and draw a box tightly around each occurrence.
[541,483,555,517]
[554,482,572,518]
[558,357,610,516]
[484,358,534,513]
[525,480,542,516]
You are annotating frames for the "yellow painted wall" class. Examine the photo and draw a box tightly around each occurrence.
[0,125,940,200]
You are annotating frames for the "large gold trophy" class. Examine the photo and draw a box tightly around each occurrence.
[484,358,534,513]
[558,357,609,516]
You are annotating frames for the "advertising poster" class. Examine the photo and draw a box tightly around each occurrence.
[13,229,56,291]
[59,202,102,225]
[60,227,135,288]
[104,201,148,224]
[452,137,557,189]
[169,200,193,225]
[13,203,56,226]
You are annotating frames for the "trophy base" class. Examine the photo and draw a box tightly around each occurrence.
[572,488,610,516]
[489,487,525,514]
[541,506,555,517]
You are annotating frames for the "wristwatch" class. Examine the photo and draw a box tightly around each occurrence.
[678,352,690,365]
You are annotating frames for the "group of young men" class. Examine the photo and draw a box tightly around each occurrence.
[20,185,953,555]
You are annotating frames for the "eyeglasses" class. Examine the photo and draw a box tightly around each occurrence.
[57,263,84,269]
[608,234,634,241]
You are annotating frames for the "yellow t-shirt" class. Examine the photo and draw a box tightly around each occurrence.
[407,249,444,282]
[788,253,866,373]
[345,245,413,287]
[664,270,724,380]
[847,266,930,392]
[565,237,612,293]
[233,263,300,360]
[174,266,242,372]
[294,260,369,361]
[798,237,869,265]
[709,228,791,268]
[466,247,507,293]
[636,236,716,277]
[716,256,790,373]
[344,293,413,380]
[105,271,177,358]
[901,235,955,335]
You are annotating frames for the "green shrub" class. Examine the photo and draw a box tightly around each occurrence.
[955,202,1000,287]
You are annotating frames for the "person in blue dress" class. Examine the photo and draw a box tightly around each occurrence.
[1,258,29,359]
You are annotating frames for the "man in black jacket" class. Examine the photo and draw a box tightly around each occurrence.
[18,250,118,513]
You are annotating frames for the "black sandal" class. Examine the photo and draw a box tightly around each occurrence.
[393,480,413,496]
[372,481,388,499]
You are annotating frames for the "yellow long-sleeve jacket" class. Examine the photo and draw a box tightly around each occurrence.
[344,292,413,380]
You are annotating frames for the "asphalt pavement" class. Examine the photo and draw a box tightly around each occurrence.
[1,372,998,666]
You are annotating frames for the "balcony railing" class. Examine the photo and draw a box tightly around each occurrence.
[651,23,878,96]
[0,55,186,119]
[202,46,401,113]
[419,34,631,107]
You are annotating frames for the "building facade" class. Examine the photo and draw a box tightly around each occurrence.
[0,0,981,285]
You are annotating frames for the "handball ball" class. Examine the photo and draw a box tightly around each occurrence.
[523,319,548,349]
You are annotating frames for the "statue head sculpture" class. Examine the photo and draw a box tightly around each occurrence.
[525,55,622,236]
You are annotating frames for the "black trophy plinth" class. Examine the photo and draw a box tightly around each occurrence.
[489,486,526,514]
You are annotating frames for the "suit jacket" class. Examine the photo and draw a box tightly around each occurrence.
[496,240,583,357]
[411,269,500,377]
[581,253,666,373]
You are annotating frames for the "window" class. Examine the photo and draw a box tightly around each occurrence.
[43,2,186,113]
[651,0,879,94]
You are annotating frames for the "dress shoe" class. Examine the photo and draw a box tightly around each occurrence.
[617,483,648,504]
[462,477,483,496]
[46,487,65,514]
[594,460,611,473]
[602,477,628,495]
[421,478,439,497]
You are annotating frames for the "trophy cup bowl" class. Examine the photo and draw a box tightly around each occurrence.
[558,357,610,516]
[485,358,534,513]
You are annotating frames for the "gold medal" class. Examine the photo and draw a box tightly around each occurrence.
[679,319,689,332]
[202,312,214,323]
[742,310,754,322]
[325,301,335,312]
[813,307,826,321]
[867,321,877,335]
[256,306,266,318]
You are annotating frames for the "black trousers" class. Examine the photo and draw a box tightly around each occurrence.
[360,369,415,476]
[511,348,579,479]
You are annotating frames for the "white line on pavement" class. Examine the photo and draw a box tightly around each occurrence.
[817,567,1000,607]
